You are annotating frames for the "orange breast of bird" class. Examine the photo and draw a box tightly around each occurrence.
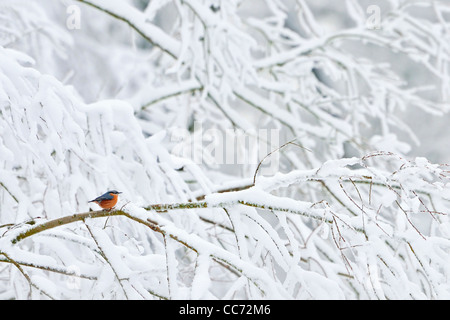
[97,194,118,209]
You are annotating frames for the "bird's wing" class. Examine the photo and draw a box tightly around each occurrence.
[93,192,114,201]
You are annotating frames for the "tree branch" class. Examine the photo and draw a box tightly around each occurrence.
[75,0,180,58]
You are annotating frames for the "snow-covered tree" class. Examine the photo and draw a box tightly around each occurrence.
[1,0,450,299]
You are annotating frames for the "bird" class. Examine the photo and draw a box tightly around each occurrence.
[88,190,122,210]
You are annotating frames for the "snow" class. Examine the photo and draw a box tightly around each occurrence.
[1,0,450,300]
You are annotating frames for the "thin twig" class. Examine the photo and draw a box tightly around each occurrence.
[253,139,311,185]
[0,251,55,300]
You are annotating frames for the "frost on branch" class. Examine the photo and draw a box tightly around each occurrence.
[1,0,450,299]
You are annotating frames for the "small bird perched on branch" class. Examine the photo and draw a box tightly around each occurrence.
[88,190,122,210]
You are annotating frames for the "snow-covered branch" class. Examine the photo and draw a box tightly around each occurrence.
[1,0,450,299]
